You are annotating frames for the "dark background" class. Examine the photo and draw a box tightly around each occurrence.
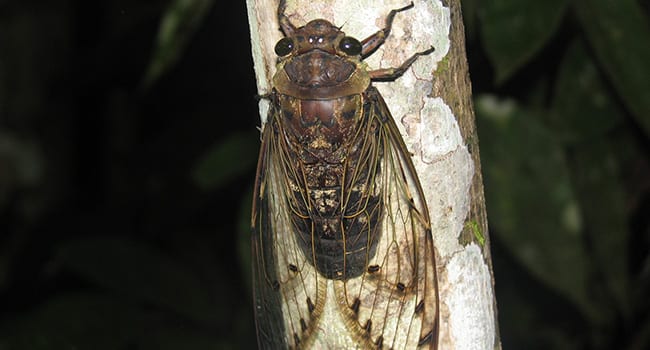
[1,0,649,349]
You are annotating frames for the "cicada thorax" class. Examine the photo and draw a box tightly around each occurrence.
[271,19,383,280]
[272,19,371,99]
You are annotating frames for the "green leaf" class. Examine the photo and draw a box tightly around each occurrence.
[478,0,569,83]
[56,236,216,326]
[141,0,214,89]
[0,293,150,350]
[476,95,603,323]
[192,131,259,190]
[574,0,650,138]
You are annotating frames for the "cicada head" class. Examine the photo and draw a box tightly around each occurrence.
[272,17,369,99]
[276,17,363,57]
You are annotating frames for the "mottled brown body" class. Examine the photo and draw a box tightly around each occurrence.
[252,1,438,349]
[275,91,382,279]
[269,13,386,280]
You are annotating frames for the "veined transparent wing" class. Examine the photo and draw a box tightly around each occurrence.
[251,87,438,349]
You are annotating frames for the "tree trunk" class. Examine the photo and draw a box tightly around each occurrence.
[245,0,501,348]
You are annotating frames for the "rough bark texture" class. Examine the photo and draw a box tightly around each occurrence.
[435,0,490,261]
[431,1,502,348]
[246,0,501,348]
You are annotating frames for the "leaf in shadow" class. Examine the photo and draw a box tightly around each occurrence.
[141,0,214,89]
[551,38,629,318]
[574,0,650,138]
[478,0,569,83]
[56,236,216,326]
[549,38,622,142]
[476,95,604,323]
[0,293,150,350]
[137,327,229,350]
[192,131,259,191]
[566,140,629,319]
[237,186,253,294]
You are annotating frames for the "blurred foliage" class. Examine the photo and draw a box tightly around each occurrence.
[466,0,650,348]
[141,0,214,89]
[0,0,257,348]
[0,0,648,349]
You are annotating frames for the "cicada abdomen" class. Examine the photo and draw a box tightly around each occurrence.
[251,1,438,348]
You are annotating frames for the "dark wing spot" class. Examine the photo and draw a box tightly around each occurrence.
[300,318,307,332]
[367,265,380,273]
[396,282,405,292]
[415,299,425,314]
[294,333,301,345]
[418,330,434,345]
[289,264,298,272]
[306,297,315,314]
[364,319,372,334]
[351,298,361,315]
[375,335,384,348]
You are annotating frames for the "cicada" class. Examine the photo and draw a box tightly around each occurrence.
[251,1,438,348]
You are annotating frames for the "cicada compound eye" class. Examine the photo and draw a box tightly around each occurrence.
[274,37,294,56]
[338,36,362,56]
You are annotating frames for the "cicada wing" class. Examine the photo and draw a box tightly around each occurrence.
[335,87,439,349]
[251,117,288,349]
[378,88,439,349]
[251,105,326,349]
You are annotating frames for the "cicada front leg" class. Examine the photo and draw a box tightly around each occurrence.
[361,2,415,57]
[369,46,435,81]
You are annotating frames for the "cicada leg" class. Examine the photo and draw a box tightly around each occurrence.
[369,46,435,81]
[360,2,415,57]
[277,0,297,36]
